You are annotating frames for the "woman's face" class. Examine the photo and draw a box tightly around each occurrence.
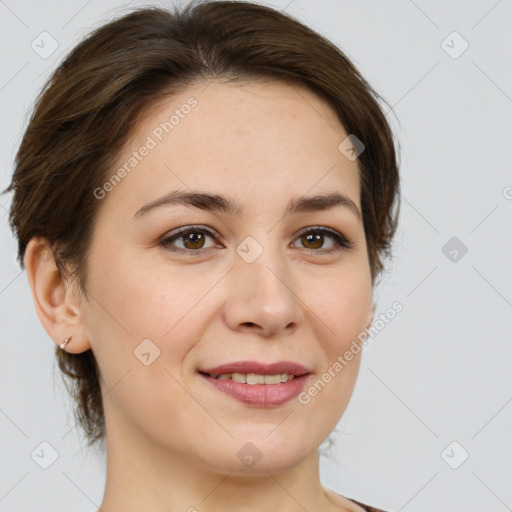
[79,79,375,473]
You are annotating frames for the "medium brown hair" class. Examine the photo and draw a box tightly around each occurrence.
[3,0,401,447]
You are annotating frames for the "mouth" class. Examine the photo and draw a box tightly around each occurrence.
[198,360,310,378]
[197,361,311,407]
[198,370,300,384]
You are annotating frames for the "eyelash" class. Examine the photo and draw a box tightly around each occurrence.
[159,225,355,256]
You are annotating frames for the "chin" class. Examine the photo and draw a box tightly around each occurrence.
[199,431,318,476]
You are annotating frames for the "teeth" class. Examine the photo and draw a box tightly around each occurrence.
[232,372,246,383]
[208,372,296,384]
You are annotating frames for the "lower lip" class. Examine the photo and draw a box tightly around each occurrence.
[199,373,310,407]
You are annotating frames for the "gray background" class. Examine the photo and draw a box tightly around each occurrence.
[1,1,511,511]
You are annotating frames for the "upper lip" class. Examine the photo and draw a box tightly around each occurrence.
[199,361,310,376]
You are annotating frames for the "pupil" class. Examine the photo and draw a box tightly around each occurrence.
[305,234,322,249]
[185,232,203,248]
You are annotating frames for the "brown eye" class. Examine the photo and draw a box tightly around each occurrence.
[160,226,217,254]
[292,227,354,253]
[181,231,206,250]
[159,225,354,256]
[300,233,325,250]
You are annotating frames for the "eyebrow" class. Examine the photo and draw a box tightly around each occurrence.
[133,190,362,221]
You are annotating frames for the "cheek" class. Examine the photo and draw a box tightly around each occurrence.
[86,259,223,395]
[87,253,183,338]
[311,272,372,337]
[308,274,371,397]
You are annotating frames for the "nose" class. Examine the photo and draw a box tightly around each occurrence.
[222,243,305,338]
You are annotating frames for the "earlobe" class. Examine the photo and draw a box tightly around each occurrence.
[24,237,91,353]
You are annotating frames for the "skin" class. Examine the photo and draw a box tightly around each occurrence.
[25,79,376,512]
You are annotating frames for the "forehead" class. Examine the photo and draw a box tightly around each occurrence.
[99,79,362,219]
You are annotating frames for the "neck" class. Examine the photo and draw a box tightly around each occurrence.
[98,409,345,512]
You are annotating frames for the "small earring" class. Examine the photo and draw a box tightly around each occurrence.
[59,335,72,350]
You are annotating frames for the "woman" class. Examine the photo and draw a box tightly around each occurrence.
[3,1,400,511]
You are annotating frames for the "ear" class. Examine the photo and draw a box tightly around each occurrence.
[24,237,91,353]
[366,301,376,330]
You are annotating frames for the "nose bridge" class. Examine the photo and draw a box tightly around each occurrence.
[236,232,291,295]
[224,232,304,335]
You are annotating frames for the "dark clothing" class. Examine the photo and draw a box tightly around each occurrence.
[349,498,388,512]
